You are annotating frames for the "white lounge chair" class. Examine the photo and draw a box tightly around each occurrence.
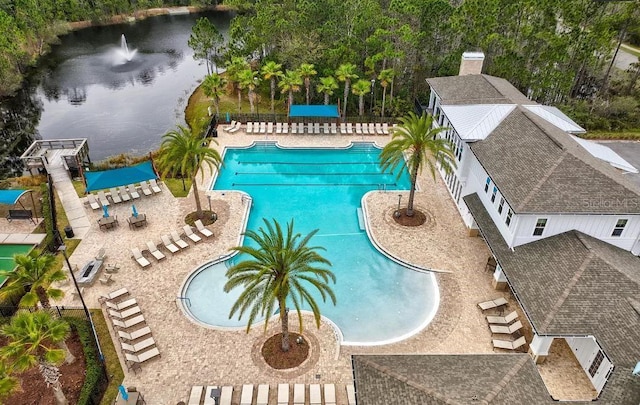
[223,120,237,131]
[324,384,336,405]
[220,386,233,405]
[277,384,289,405]
[355,123,363,134]
[229,122,241,133]
[478,297,508,311]
[108,306,141,319]
[189,386,204,405]
[362,123,370,135]
[346,384,356,405]
[95,248,107,261]
[124,347,160,366]
[282,122,289,133]
[307,123,313,133]
[340,123,347,134]
[183,225,202,243]
[259,122,267,134]
[110,188,122,204]
[99,274,114,285]
[121,337,155,353]
[112,314,146,330]
[246,122,254,133]
[375,123,383,134]
[161,234,180,254]
[276,122,282,134]
[127,184,140,199]
[346,122,353,134]
[240,384,253,405]
[194,219,214,237]
[293,384,304,405]
[291,123,298,134]
[106,298,137,311]
[99,287,129,303]
[330,122,337,134]
[118,325,152,342]
[149,178,162,193]
[493,336,527,351]
[382,122,389,134]
[369,123,376,134]
[204,386,219,405]
[171,230,190,249]
[97,190,110,206]
[256,384,269,405]
[314,123,320,133]
[131,247,151,268]
[140,181,153,196]
[487,310,519,325]
[323,123,330,133]
[267,122,274,133]
[490,320,524,335]
[86,194,100,210]
[146,241,166,261]
[118,186,131,202]
[310,384,321,405]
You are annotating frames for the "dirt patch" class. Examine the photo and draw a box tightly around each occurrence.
[261,333,309,370]
[3,331,87,405]
[392,208,427,226]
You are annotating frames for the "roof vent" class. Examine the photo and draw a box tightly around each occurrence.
[633,362,640,376]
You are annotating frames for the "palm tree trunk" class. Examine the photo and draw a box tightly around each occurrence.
[359,95,364,116]
[407,164,419,217]
[35,286,50,309]
[343,82,350,118]
[305,79,310,104]
[193,177,203,218]
[279,300,290,352]
[381,87,387,118]
[52,381,69,405]
[237,89,242,112]
[58,341,76,364]
[270,78,276,114]
[249,90,255,114]
[324,93,329,105]
[288,90,293,107]
[214,96,220,117]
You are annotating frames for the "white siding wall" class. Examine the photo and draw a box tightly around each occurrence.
[514,214,640,251]
[565,337,613,393]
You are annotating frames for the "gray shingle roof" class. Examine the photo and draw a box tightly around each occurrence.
[426,74,531,105]
[352,354,555,404]
[464,193,640,404]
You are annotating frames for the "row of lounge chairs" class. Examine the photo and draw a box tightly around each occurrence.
[86,179,162,210]
[100,288,160,371]
[478,298,527,351]
[223,121,392,136]
[131,221,214,268]
[189,383,350,405]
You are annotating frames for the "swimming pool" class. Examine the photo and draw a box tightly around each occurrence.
[183,142,439,345]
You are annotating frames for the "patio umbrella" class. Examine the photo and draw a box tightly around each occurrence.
[102,205,109,218]
[132,204,138,218]
[118,385,129,400]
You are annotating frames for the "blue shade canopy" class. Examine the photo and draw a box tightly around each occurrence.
[0,190,31,205]
[289,105,340,118]
[85,161,157,192]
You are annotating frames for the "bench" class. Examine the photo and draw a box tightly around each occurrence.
[6,209,35,224]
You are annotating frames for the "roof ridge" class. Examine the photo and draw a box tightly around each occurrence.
[482,355,530,403]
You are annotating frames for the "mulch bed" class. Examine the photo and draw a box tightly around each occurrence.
[393,208,427,226]
[261,333,309,370]
[2,331,86,405]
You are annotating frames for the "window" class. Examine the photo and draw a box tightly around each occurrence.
[484,177,490,193]
[498,198,505,214]
[612,219,628,237]
[491,186,498,203]
[533,218,547,236]
[589,350,604,377]
[506,209,513,227]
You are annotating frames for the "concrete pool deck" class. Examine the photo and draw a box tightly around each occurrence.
[50,129,593,403]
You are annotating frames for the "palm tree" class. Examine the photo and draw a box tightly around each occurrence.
[0,312,72,405]
[335,63,359,118]
[261,61,283,114]
[278,70,303,108]
[238,69,260,114]
[224,219,336,352]
[0,250,65,309]
[0,360,18,402]
[297,63,317,104]
[379,112,456,217]
[201,73,227,118]
[378,68,395,118]
[225,57,250,112]
[316,76,338,105]
[157,125,222,219]
[352,80,371,117]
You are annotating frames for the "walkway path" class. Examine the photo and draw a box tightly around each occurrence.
[613,44,639,70]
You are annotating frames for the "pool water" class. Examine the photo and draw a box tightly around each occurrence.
[184,142,438,345]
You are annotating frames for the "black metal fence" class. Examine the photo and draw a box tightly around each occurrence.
[210,113,400,127]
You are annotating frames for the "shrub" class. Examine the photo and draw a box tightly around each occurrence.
[65,317,107,405]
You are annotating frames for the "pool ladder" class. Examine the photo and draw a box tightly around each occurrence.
[378,183,387,191]
[175,296,191,308]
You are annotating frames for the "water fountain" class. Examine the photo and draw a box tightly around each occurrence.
[115,34,137,64]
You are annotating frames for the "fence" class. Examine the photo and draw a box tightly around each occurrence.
[211,113,400,126]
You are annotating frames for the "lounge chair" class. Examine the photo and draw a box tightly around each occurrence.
[478,297,508,311]
[240,384,254,405]
[223,120,237,131]
[256,384,269,405]
[202,386,218,405]
[99,274,114,285]
[86,194,101,210]
[111,314,146,330]
[346,384,356,405]
[340,123,347,134]
[362,123,370,135]
[229,122,241,133]
[330,122,337,134]
[149,178,162,193]
[97,190,110,206]
[220,386,233,405]
[140,181,153,196]
[291,123,298,134]
[146,241,166,261]
[267,122,274,133]
[161,234,180,254]
[183,225,202,243]
[194,219,214,237]
[307,123,313,133]
[118,186,131,202]
[487,310,519,325]
[293,384,305,405]
[95,247,107,261]
[110,187,122,204]
[106,298,137,311]
[355,123,363,134]
[131,247,151,268]
[490,320,524,335]
[324,384,336,405]
[108,306,142,319]
[171,231,190,249]
[375,123,383,134]
[99,287,129,303]
[493,336,527,351]
[323,123,330,133]
[276,122,282,134]
[278,384,289,405]
[282,122,289,133]
[259,122,267,134]
[382,122,389,134]
[189,386,204,405]
[118,325,152,342]
[124,346,160,366]
[310,384,321,405]
[347,122,353,134]
[314,123,320,133]
[246,122,254,133]
[121,336,155,353]
[369,123,376,134]
[127,184,141,199]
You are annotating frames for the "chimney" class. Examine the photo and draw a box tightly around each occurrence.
[459,52,485,76]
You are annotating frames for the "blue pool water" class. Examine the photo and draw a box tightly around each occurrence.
[183,142,438,344]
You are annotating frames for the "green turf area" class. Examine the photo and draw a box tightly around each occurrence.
[0,244,35,284]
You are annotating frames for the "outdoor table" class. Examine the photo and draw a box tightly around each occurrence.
[114,390,145,405]
[129,213,147,229]
[98,216,118,230]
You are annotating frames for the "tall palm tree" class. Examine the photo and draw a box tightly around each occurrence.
[0,250,65,309]
[297,63,317,105]
[278,70,303,108]
[316,76,338,105]
[238,69,260,114]
[335,63,359,118]
[378,68,395,118]
[225,57,249,112]
[0,312,72,405]
[224,219,336,352]
[201,73,227,118]
[261,61,283,114]
[157,125,222,219]
[379,112,456,217]
[352,80,371,117]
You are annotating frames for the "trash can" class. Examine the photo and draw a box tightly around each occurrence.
[64,226,74,238]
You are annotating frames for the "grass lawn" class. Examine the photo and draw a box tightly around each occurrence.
[580,130,640,141]
[91,308,125,405]
[164,178,192,197]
